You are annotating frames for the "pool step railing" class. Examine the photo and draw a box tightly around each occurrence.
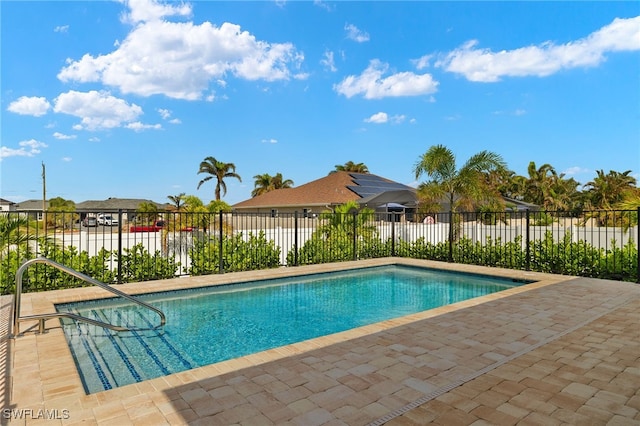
[11,257,166,337]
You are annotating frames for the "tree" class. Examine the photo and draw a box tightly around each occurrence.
[584,170,637,210]
[0,215,38,260]
[136,201,159,223]
[208,200,232,213]
[319,200,376,240]
[413,145,507,213]
[615,187,640,210]
[196,157,242,200]
[47,197,77,229]
[482,169,527,201]
[331,161,369,174]
[251,173,294,197]
[524,162,557,208]
[167,193,186,211]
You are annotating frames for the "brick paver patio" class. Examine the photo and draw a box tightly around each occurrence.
[2,258,639,425]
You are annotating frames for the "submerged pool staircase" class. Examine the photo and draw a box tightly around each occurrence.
[11,257,166,338]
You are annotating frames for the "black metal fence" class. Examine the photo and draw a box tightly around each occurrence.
[1,208,638,294]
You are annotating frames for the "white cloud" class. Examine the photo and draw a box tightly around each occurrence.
[563,166,591,176]
[58,2,305,100]
[54,25,69,33]
[437,16,640,82]
[53,132,76,140]
[493,109,527,116]
[53,90,143,131]
[0,139,48,159]
[7,96,51,117]
[125,122,162,131]
[157,108,182,124]
[412,54,432,70]
[313,1,334,12]
[345,23,369,43]
[365,112,388,123]
[62,157,72,162]
[364,112,406,124]
[157,108,171,119]
[334,60,439,99]
[120,0,192,25]
[321,50,337,72]
[261,138,278,144]
[390,114,406,124]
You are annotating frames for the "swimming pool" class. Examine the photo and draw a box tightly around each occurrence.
[57,265,529,394]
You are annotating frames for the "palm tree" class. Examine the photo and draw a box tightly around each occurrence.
[523,162,582,212]
[584,170,637,210]
[252,173,294,197]
[167,193,186,211]
[196,157,242,200]
[615,187,640,210]
[413,145,506,213]
[319,200,375,240]
[0,215,38,260]
[331,161,369,174]
[524,162,557,208]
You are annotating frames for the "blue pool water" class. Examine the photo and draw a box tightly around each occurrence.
[57,265,529,394]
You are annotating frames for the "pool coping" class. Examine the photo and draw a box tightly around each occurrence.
[5,258,638,425]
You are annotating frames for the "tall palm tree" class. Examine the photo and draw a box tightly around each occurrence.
[252,173,294,197]
[196,157,242,200]
[331,161,369,174]
[413,145,506,213]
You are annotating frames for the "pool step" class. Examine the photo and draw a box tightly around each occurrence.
[61,308,194,393]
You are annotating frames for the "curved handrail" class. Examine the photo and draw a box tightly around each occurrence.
[12,257,166,337]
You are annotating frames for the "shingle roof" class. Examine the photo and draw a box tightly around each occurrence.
[14,198,168,211]
[14,199,48,210]
[233,172,414,209]
[75,198,169,211]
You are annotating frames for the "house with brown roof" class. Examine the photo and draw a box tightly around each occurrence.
[232,172,417,218]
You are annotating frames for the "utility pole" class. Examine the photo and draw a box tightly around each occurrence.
[42,162,47,233]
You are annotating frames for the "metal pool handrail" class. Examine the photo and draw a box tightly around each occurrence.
[11,257,166,337]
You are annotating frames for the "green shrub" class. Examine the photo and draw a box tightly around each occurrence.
[188,231,280,275]
[118,243,179,283]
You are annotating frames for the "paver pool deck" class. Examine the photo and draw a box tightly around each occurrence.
[1,258,639,425]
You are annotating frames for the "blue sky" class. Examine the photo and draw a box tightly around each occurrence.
[2,1,639,206]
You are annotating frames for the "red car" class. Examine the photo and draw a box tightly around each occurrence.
[129,220,165,232]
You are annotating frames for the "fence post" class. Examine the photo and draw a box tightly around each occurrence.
[391,214,396,257]
[117,209,123,283]
[448,210,453,263]
[637,207,640,283]
[352,211,358,261]
[294,211,299,267]
[218,210,224,274]
[525,209,531,271]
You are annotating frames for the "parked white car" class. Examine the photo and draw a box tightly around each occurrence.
[97,214,118,226]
